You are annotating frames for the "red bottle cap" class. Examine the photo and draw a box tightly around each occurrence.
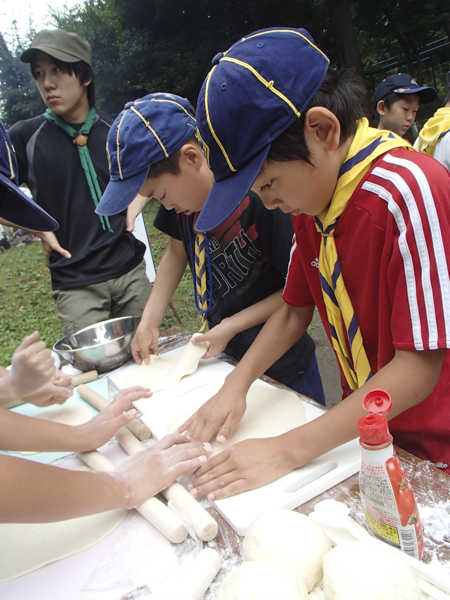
[358,389,392,445]
[363,389,392,417]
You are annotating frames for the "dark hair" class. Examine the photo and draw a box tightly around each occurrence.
[267,68,368,166]
[372,91,403,122]
[31,55,95,108]
[148,134,199,179]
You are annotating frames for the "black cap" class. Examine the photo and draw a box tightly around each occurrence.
[373,73,437,109]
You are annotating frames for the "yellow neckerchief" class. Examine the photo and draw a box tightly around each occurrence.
[417,107,450,155]
[314,118,410,390]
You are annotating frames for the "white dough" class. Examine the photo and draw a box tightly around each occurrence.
[243,509,332,591]
[0,508,127,582]
[322,540,421,600]
[125,335,209,392]
[9,403,93,455]
[217,561,309,600]
[167,384,306,456]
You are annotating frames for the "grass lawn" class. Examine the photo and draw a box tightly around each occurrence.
[0,201,202,366]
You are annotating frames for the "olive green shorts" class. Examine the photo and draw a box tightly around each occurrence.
[52,260,151,337]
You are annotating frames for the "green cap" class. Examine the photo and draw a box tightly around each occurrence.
[20,29,92,67]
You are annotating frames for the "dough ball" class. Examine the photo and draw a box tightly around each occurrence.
[217,561,308,600]
[323,540,421,600]
[242,509,332,591]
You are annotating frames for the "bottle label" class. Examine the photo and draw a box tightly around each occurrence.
[359,446,423,559]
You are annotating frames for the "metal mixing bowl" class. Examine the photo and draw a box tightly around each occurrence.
[53,316,140,373]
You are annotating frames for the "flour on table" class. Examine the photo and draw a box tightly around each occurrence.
[167,384,306,456]
[0,508,127,582]
[9,403,93,455]
[124,335,209,393]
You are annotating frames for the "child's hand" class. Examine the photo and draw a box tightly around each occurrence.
[74,386,152,452]
[190,322,233,358]
[177,386,247,445]
[9,332,55,399]
[21,370,74,407]
[111,434,211,508]
[131,324,160,365]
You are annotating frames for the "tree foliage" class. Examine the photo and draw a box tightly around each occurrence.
[0,0,449,126]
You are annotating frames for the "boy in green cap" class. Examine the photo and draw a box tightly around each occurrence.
[8,29,150,336]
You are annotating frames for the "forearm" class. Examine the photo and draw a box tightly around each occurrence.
[0,372,25,406]
[140,239,188,329]
[280,347,446,470]
[225,303,314,392]
[0,408,84,452]
[0,455,126,522]
[218,290,285,339]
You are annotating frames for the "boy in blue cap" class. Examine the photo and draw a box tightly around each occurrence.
[0,120,209,522]
[180,27,450,502]
[372,73,437,138]
[96,93,325,405]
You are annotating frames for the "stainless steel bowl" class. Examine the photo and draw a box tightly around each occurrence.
[53,316,140,373]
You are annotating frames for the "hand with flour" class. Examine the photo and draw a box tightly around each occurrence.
[0,386,151,454]
[0,331,55,404]
[131,322,160,364]
[0,433,210,523]
[20,370,74,407]
[111,433,211,508]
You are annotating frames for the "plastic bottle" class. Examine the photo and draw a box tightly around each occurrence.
[357,388,424,559]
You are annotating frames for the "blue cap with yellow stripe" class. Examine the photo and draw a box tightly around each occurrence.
[96,93,197,216]
[195,27,329,232]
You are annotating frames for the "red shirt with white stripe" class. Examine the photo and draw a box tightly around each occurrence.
[283,147,450,472]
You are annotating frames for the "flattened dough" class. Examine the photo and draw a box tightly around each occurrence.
[125,335,209,392]
[9,403,93,455]
[167,384,306,456]
[0,508,127,582]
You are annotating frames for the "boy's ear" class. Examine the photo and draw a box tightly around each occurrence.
[304,107,341,152]
[179,143,204,170]
[376,100,387,116]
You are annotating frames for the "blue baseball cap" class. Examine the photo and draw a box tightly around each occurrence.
[0,122,58,231]
[372,73,437,109]
[96,93,197,216]
[195,27,329,232]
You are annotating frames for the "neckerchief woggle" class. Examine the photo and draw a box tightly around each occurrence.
[314,118,410,391]
[44,107,113,232]
[416,107,450,155]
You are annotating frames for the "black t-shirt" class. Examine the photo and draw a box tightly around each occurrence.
[154,192,315,384]
[8,115,145,290]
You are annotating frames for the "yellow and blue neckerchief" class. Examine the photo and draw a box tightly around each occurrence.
[314,118,410,391]
[416,107,450,155]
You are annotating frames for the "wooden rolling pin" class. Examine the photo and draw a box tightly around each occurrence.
[77,384,151,441]
[72,370,98,386]
[77,449,188,544]
[115,427,219,542]
[163,547,221,599]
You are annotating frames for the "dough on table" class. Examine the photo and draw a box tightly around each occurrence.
[124,335,209,393]
[243,509,332,592]
[217,560,309,600]
[0,507,127,582]
[322,540,421,599]
[9,403,93,455]
[166,384,306,456]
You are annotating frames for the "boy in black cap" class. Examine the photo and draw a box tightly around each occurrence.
[8,29,150,336]
[0,119,209,523]
[373,72,437,137]
[178,28,450,504]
